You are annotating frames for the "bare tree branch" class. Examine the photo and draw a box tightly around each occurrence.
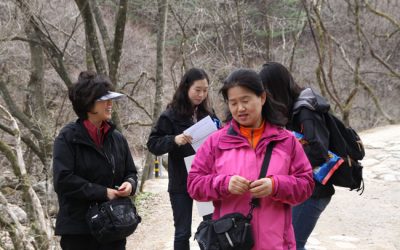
[41,18,85,50]
[122,91,152,120]
[289,18,306,71]
[301,0,342,108]
[0,122,45,165]
[61,12,82,56]
[363,0,400,30]
[0,192,34,250]
[0,75,42,140]
[123,121,153,129]
[14,0,73,87]
[109,0,128,85]
[169,4,193,71]
[0,104,51,248]
[359,27,400,79]
[326,14,395,124]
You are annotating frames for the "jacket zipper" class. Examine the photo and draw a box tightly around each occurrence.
[251,129,254,148]
[75,133,115,175]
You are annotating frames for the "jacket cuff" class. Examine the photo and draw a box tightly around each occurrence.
[222,175,232,196]
[268,176,277,196]
[126,178,137,195]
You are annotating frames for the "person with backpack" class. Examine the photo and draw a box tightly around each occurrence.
[187,69,314,250]
[146,68,221,250]
[259,62,334,250]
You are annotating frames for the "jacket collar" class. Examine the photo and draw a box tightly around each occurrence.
[221,119,288,150]
[227,119,284,139]
[72,119,115,146]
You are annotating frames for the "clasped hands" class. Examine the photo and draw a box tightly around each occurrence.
[228,175,273,198]
[106,181,132,200]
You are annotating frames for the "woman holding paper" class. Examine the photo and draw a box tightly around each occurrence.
[259,62,333,250]
[187,69,314,250]
[147,68,221,250]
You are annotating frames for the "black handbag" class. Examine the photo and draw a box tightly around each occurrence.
[194,142,275,250]
[86,197,141,243]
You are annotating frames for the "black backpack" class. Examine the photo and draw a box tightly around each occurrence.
[323,112,365,193]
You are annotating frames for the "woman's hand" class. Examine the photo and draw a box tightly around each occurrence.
[228,175,251,195]
[106,188,119,200]
[106,181,132,200]
[116,182,133,197]
[174,133,193,146]
[249,178,273,198]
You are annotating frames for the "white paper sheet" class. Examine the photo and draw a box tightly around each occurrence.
[184,155,214,217]
[184,115,218,151]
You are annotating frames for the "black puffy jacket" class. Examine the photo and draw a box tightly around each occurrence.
[53,119,138,235]
[289,88,335,198]
[147,108,219,193]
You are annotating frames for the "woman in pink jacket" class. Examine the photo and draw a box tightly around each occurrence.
[187,69,314,250]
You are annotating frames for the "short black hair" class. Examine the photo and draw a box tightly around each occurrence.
[220,68,287,126]
[68,71,113,119]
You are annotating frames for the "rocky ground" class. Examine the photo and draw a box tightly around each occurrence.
[127,124,400,250]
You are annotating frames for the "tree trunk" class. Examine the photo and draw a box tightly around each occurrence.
[262,0,271,61]
[140,0,169,192]
[85,33,96,71]
[75,0,107,75]
[0,105,51,249]
[90,0,112,67]
[109,0,128,85]
[0,193,34,250]
[234,0,246,66]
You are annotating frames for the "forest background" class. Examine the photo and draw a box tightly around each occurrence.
[0,0,399,249]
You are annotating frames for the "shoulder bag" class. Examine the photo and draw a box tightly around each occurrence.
[86,196,141,243]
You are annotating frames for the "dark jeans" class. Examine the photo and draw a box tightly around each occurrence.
[60,234,126,250]
[169,192,193,250]
[292,196,332,250]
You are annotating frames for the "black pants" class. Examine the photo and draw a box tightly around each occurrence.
[169,192,193,250]
[60,234,126,250]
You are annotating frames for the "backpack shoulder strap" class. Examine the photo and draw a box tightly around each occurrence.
[323,112,348,157]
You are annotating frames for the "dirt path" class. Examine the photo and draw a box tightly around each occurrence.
[126,179,201,250]
[127,125,400,250]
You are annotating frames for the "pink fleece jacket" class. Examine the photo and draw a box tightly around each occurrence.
[187,120,314,250]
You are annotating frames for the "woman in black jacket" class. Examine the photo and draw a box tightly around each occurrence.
[53,71,138,250]
[147,68,221,250]
[260,62,333,250]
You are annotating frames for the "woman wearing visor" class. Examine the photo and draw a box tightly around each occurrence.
[53,71,138,250]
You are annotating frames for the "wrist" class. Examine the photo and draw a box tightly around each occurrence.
[126,178,137,195]
[269,177,275,195]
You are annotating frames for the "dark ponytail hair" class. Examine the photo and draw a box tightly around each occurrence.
[259,62,303,120]
[220,68,287,126]
[168,68,212,118]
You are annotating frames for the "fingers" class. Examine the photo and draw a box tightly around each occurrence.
[175,133,193,146]
[107,188,118,200]
[228,175,251,195]
[116,182,132,197]
[184,134,193,144]
[249,178,273,198]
